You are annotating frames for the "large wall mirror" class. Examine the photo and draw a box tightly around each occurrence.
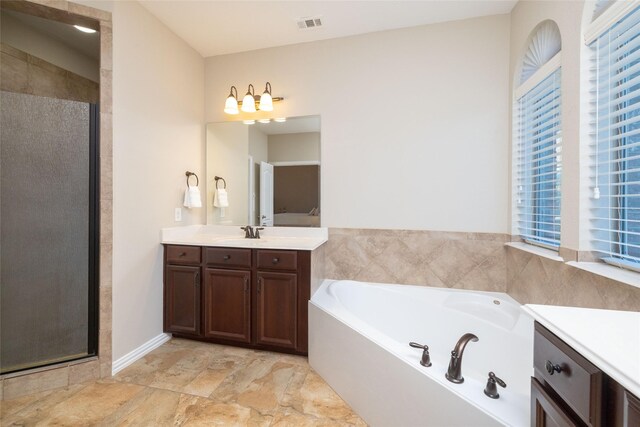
[206,115,321,227]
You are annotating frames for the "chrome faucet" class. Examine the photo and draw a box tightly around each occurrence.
[445,333,478,384]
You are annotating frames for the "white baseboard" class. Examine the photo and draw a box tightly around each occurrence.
[111,333,171,375]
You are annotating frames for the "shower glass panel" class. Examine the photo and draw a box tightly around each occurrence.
[0,91,98,374]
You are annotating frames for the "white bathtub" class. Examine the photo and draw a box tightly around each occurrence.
[309,280,534,427]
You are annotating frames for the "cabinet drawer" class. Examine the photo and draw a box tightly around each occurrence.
[205,247,251,269]
[257,250,297,270]
[166,245,201,265]
[534,322,603,426]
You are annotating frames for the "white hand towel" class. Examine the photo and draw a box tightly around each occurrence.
[189,186,202,208]
[214,188,229,208]
[183,186,202,208]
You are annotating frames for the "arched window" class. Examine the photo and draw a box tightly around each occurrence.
[513,21,563,249]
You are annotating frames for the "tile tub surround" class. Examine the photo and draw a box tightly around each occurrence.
[325,228,640,312]
[0,339,365,426]
[507,245,640,312]
[0,0,113,398]
[325,228,509,292]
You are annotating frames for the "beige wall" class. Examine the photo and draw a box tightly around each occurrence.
[206,123,249,225]
[110,0,204,362]
[0,10,99,82]
[249,127,268,165]
[249,127,268,225]
[268,132,320,163]
[205,14,511,233]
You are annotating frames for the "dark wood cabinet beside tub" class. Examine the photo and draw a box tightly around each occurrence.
[532,322,640,427]
[163,244,311,355]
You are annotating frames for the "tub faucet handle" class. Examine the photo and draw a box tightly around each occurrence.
[484,372,507,399]
[408,342,432,367]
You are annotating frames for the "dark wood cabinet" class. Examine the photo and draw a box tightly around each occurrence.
[608,380,640,427]
[532,322,639,427]
[532,377,580,427]
[164,264,201,335]
[256,271,297,349]
[204,268,251,343]
[163,244,312,355]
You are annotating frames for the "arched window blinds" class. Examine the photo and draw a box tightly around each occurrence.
[520,21,562,85]
[514,22,563,249]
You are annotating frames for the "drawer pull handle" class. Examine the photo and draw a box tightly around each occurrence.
[545,360,563,375]
[223,255,231,260]
[179,252,186,257]
[272,257,279,264]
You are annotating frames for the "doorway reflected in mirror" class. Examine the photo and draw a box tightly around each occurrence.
[206,115,320,227]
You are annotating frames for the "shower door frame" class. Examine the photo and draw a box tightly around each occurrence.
[87,103,100,360]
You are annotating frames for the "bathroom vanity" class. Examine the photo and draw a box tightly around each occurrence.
[162,226,326,355]
[525,305,640,427]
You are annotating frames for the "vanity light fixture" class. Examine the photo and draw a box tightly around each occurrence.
[241,84,257,113]
[243,120,256,125]
[223,82,283,114]
[224,86,239,115]
[274,118,287,123]
[259,82,273,111]
[258,119,271,124]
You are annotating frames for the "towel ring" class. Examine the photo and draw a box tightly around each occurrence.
[214,176,227,189]
[185,171,199,187]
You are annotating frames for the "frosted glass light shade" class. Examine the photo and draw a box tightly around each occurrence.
[259,92,273,111]
[241,94,256,113]
[224,95,239,114]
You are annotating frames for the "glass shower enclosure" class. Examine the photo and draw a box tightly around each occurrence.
[0,90,99,374]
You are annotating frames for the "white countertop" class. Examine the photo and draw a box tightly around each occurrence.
[161,225,328,251]
[523,304,640,398]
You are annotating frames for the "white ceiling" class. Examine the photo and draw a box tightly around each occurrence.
[139,1,518,58]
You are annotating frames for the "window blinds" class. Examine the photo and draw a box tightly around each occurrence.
[591,6,640,266]
[515,68,562,248]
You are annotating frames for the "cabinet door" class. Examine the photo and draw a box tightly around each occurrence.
[256,271,297,349]
[531,378,580,427]
[625,390,640,427]
[204,268,251,343]
[165,265,201,335]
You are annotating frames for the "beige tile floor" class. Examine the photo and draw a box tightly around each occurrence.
[1,339,366,426]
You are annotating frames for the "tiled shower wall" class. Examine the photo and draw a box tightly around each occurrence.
[324,228,640,312]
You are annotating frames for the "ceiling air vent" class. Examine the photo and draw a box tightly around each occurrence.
[297,16,323,30]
